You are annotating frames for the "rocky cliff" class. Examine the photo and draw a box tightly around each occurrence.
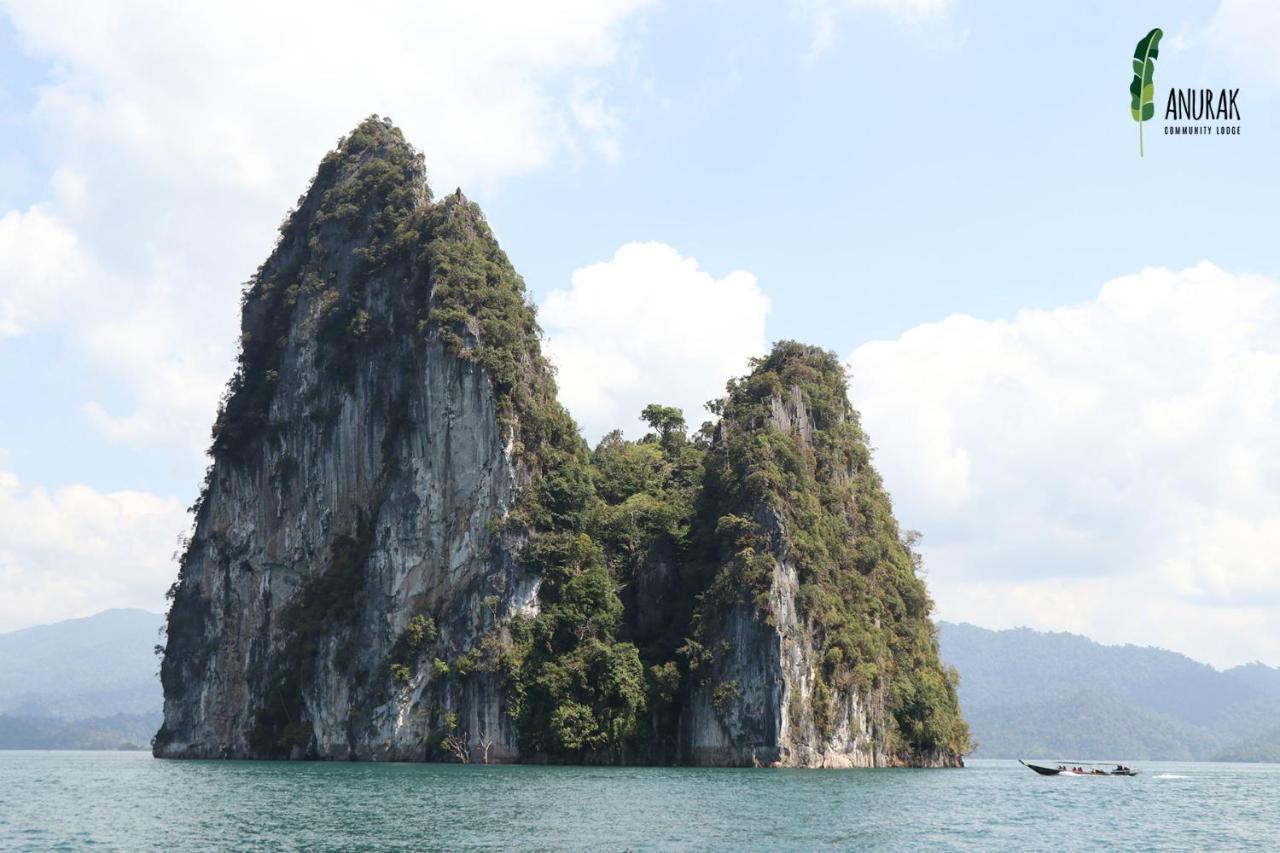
[157,117,966,766]
[156,117,580,761]
[677,347,967,766]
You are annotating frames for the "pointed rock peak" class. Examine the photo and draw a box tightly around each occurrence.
[438,185,475,216]
[752,341,847,395]
[724,340,852,435]
[327,115,420,174]
[432,185,492,245]
[304,115,432,223]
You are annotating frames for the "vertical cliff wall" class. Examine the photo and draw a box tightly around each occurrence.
[677,344,968,767]
[156,117,581,761]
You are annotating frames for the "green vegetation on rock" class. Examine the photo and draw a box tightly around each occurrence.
[209,117,428,465]
[685,342,969,758]
[162,117,967,765]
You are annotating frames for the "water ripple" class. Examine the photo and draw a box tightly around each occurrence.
[1,753,1277,851]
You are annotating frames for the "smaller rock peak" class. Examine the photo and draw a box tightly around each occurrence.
[432,187,490,244]
[755,341,846,386]
[719,340,851,437]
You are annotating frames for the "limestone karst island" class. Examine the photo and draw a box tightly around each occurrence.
[155,117,968,767]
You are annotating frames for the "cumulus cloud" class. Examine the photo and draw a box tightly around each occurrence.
[0,206,85,337]
[3,0,652,193]
[0,1,656,631]
[76,280,232,456]
[0,0,653,477]
[846,263,1280,667]
[543,242,769,442]
[0,466,188,631]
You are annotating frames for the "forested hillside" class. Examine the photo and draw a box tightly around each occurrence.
[938,622,1280,761]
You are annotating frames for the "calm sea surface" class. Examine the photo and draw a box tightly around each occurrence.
[1,752,1276,851]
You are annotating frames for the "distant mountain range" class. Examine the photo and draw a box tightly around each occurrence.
[1,610,1276,759]
[0,609,163,749]
[937,622,1280,761]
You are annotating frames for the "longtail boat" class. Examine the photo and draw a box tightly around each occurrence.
[1020,760,1138,776]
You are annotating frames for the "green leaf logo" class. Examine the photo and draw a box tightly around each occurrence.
[1130,28,1163,157]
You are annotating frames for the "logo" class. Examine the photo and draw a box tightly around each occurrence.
[1128,27,1242,156]
[1129,28,1162,157]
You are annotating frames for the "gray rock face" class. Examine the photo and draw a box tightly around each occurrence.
[681,562,892,767]
[158,323,533,760]
[680,387,956,768]
[156,125,535,762]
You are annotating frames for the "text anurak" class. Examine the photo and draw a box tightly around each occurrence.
[1165,88,1240,121]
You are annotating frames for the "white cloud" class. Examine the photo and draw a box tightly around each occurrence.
[1208,0,1280,84]
[543,241,769,442]
[76,277,231,456]
[0,206,85,337]
[0,466,188,631]
[0,1,657,631]
[792,0,953,57]
[847,263,1280,668]
[0,0,654,474]
[3,0,652,194]
[570,78,624,164]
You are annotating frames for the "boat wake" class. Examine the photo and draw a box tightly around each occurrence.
[1154,773,1189,779]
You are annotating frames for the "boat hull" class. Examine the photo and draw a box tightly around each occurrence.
[1020,761,1061,775]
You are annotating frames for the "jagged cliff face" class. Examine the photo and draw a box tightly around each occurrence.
[158,118,965,766]
[681,513,894,768]
[157,118,562,760]
[678,350,968,768]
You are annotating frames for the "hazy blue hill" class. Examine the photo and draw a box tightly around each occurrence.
[0,711,161,750]
[938,622,1280,760]
[1224,662,1280,701]
[0,609,163,721]
[964,689,1215,761]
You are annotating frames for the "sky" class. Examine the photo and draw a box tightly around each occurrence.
[0,0,1278,668]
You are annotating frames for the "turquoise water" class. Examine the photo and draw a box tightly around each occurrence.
[1,753,1277,851]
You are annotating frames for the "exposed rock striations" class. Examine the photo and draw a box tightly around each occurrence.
[678,344,968,766]
[157,117,583,761]
[157,117,966,766]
